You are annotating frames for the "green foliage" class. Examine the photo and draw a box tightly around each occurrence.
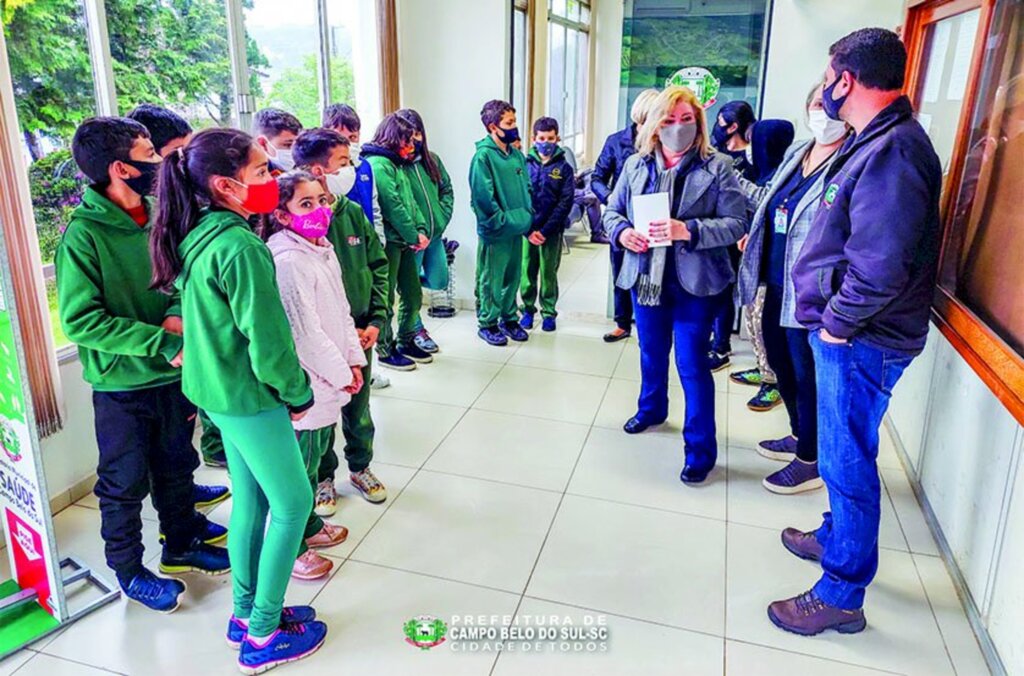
[258,55,356,129]
[26,148,85,264]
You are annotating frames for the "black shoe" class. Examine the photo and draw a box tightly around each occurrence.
[623,415,665,435]
[398,342,434,364]
[500,321,529,342]
[680,464,711,484]
[159,538,231,576]
[708,351,731,372]
[603,328,631,343]
[478,326,508,347]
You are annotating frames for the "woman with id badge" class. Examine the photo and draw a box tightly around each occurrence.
[737,84,852,495]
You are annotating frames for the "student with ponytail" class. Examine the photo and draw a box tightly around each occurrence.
[150,128,327,674]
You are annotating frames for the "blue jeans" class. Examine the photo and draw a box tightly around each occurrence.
[810,333,913,609]
[633,272,719,472]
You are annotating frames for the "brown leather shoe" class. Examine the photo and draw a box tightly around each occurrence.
[781,527,824,562]
[768,590,866,636]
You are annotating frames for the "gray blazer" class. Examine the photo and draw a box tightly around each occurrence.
[737,139,836,328]
[603,152,748,297]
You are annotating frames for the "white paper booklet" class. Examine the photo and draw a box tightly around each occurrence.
[631,192,672,248]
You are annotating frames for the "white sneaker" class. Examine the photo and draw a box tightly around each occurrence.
[370,372,391,390]
[313,479,337,517]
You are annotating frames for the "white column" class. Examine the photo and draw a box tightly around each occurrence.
[81,0,118,116]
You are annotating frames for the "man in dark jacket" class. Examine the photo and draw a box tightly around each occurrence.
[592,88,659,342]
[769,28,942,637]
[520,117,575,333]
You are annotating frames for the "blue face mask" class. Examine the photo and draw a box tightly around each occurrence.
[497,126,521,145]
[534,141,557,156]
[822,71,849,121]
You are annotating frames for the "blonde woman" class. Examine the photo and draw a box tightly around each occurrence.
[602,86,747,484]
[593,87,660,343]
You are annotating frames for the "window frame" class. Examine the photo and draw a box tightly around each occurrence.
[902,0,1024,425]
[547,0,591,159]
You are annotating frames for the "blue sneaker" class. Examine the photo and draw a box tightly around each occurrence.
[379,349,417,371]
[500,321,529,342]
[226,607,318,649]
[412,328,439,354]
[119,568,187,614]
[238,620,328,674]
[194,484,231,509]
[159,539,231,576]
[520,312,535,330]
[159,516,227,546]
[542,316,557,332]
[478,326,508,347]
[204,450,228,468]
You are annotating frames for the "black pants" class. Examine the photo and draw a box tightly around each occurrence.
[762,284,818,462]
[710,284,736,353]
[609,247,633,330]
[93,382,201,578]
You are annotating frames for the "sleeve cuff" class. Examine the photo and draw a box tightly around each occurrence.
[158,333,184,363]
[609,221,630,251]
[822,304,857,340]
[287,395,315,415]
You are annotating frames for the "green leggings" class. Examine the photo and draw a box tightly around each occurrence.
[207,407,311,638]
[380,241,423,353]
[520,236,562,318]
[296,426,335,555]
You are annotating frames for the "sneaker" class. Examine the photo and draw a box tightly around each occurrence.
[520,312,535,330]
[764,459,823,495]
[119,568,187,614]
[500,321,529,342]
[478,326,508,346]
[708,351,731,372]
[194,484,231,509]
[397,342,433,364]
[780,527,824,562]
[159,539,231,576]
[305,522,348,549]
[603,327,631,343]
[292,551,333,581]
[226,607,318,650]
[159,517,227,546]
[238,620,328,674]
[413,328,439,354]
[757,436,798,461]
[747,383,783,411]
[729,368,763,387]
[204,451,228,468]
[767,590,866,636]
[379,349,417,371]
[369,372,391,390]
[542,316,557,332]
[313,479,337,518]
[350,468,387,503]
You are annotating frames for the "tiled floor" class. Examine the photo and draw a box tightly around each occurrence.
[1,241,990,675]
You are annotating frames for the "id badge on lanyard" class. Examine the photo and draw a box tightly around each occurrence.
[773,205,789,234]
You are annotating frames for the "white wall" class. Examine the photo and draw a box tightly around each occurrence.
[41,360,99,499]
[588,0,625,161]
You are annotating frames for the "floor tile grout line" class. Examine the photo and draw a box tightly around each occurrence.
[19,650,130,675]
[343,558,522,597]
[723,637,908,676]
[908,551,960,676]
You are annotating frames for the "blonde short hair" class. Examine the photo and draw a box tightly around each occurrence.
[630,88,661,126]
[635,86,712,160]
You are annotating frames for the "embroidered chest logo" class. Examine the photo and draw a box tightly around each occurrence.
[823,183,840,207]
[347,236,362,247]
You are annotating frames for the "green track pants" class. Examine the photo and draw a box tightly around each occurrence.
[317,349,374,482]
[380,242,423,354]
[207,407,311,638]
[476,237,523,329]
[197,409,223,463]
[297,425,335,555]
[520,236,562,318]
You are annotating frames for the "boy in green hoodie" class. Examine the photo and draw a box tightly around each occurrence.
[56,117,230,613]
[292,128,391,513]
[469,100,533,346]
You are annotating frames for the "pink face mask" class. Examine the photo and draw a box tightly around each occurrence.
[286,205,332,239]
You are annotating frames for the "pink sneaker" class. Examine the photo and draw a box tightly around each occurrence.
[292,551,333,580]
[305,522,348,549]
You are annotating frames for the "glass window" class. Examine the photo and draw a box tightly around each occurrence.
[546,2,590,158]
[325,0,379,131]
[245,0,320,128]
[548,22,567,129]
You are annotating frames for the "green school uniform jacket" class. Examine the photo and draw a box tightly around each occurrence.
[55,186,183,391]
[325,196,390,330]
[405,152,454,241]
[361,144,427,247]
[469,136,533,243]
[175,208,312,416]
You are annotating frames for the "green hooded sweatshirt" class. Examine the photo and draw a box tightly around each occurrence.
[55,186,183,391]
[469,136,533,243]
[325,196,390,329]
[362,145,427,247]
[404,152,454,241]
[175,208,312,416]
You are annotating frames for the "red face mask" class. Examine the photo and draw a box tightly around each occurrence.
[229,178,280,214]
[398,144,415,160]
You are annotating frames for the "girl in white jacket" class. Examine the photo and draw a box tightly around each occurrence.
[265,171,367,581]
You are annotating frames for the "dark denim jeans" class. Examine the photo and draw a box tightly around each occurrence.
[633,271,719,472]
[610,247,633,330]
[810,333,913,609]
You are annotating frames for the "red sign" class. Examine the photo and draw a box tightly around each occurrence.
[5,507,52,612]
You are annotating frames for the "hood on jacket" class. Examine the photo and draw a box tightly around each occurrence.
[750,119,796,185]
[474,135,520,156]
[359,143,409,166]
[175,208,247,290]
[72,185,155,231]
[266,228,334,260]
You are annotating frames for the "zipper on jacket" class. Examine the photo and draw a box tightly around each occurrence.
[413,165,437,239]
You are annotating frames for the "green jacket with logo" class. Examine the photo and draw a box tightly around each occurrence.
[175,208,311,415]
[55,186,183,391]
[325,196,390,330]
[469,136,533,243]
[361,144,427,247]
[404,152,454,241]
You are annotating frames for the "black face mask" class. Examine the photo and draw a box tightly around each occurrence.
[122,159,161,196]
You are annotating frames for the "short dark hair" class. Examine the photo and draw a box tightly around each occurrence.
[71,117,151,184]
[253,108,303,139]
[532,117,559,135]
[718,101,757,137]
[829,28,907,91]
[481,100,515,130]
[126,104,192,154]
[322,103,361,132]
[292,128,349,168]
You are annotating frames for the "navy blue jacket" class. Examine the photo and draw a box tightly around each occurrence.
[591,124,638,204]
[347,159,375,226]
[792,97,942,355]
[527,146,575,238]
